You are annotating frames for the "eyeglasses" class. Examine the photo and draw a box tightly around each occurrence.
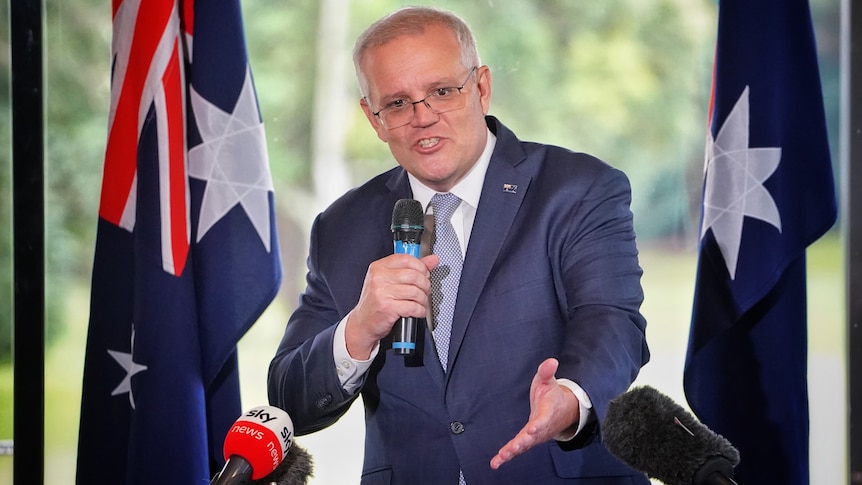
[370,66,478,129]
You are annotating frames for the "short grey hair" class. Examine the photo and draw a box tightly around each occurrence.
[352,6,481,97]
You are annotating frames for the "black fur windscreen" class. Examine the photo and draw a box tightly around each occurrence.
[603,386,740,485]
[249,443,314,485]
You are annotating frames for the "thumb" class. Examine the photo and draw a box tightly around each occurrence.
[421,253,440,271]
[536,358,559,383]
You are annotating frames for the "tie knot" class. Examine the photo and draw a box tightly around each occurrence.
[431,193,461,221]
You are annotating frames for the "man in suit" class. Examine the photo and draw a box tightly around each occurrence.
[268,6,650,484]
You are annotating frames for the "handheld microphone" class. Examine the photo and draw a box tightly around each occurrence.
[602,386,740,485]
[390,199,425,355]
[210,405,295,485]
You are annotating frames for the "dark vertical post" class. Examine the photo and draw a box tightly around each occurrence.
[10,0,44,483]
[845,0,862,483]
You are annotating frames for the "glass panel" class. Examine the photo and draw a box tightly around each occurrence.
[0,0,12,481]
[40,0,844,483]
[240,2,845,484]
[44,1,110,482]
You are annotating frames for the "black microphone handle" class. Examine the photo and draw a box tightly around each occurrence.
[704,472,738,485]
[393,316,418,355]
[210,456,253,485]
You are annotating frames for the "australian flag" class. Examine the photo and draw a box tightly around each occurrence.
[76,0,281,483]
[683,0,837,483]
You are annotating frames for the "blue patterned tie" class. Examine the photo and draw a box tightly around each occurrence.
[430,193,463,371]
[430,193,467,485]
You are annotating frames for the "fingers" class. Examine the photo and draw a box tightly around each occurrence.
[490,400,560,470]
[490,425,541,469]
[365,254,434,314]
[346,254,435,357]
[491,358,580,470]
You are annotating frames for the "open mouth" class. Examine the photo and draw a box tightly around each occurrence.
[418,137,440,149]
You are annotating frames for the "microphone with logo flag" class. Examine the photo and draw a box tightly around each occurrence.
[603,386,740,485]
[249,443,313,485]
[211,405,299,485]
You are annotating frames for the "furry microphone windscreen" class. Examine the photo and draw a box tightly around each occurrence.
[249,443,314,485]
[603,386,740,485]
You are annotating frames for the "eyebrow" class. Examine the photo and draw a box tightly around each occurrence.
[378,75,462,102]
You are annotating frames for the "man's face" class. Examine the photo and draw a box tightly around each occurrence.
[359,23,492,193]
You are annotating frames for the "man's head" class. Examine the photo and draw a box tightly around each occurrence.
[354,7,492,193]
[353,7,481,97]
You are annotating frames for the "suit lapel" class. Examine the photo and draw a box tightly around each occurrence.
[446,119,534,375]
[385,167,413,198]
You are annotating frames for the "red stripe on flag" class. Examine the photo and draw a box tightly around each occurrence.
[163,39,189,276]
[99,0,176,226]
[706,55,717,130]
[182,0,194,37]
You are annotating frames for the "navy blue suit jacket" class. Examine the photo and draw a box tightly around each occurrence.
[268,117,650,484]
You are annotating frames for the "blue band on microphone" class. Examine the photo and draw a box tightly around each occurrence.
[394,241,421,257]
[392,342,416,350]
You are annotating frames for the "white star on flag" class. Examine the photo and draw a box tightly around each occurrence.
[188,66,273,251]
[701,86,782,280]
[108,326,148,409]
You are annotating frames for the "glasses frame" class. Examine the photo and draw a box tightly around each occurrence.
[370,66,478,129]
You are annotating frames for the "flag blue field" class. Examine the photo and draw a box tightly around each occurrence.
[76,1,281,482]
[683,1,837,483]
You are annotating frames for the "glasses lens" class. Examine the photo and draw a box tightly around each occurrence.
[381,92,465,128]
[425,90,465,114]
[381,107,412,129]
[378,68,475,129]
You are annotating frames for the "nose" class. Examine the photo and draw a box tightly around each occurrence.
[410,99,439,126]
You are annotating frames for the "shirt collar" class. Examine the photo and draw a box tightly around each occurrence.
[408,128,497,213]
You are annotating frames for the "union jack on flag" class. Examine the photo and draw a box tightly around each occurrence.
[76,0,281,482]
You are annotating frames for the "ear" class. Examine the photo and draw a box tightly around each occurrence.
[360,98,389,143]
[475,65,493,115]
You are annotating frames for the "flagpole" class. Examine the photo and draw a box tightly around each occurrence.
[11,0,45,484]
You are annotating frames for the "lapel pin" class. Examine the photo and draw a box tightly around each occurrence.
[502,183,518,194]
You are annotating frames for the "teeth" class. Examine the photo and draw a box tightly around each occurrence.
[418,137,440,148]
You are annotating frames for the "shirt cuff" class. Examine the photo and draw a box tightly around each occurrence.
[333,316,378,394]
[554,378,593,442]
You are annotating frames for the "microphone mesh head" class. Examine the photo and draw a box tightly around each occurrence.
[603,386,740,485]
[391,199,424,231]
